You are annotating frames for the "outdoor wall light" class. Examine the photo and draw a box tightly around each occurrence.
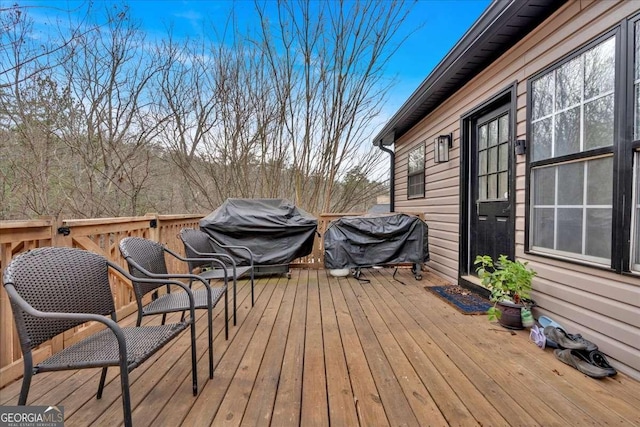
[434,134,452,163]
[515,139,526,155]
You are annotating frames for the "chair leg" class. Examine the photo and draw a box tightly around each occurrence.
[224,289,229,341]
[208,306,214,379]
[233,277,237,326]
[189,317,198,396]
[251,271,255,307]
[119,367,133,427]
[18,352,33,405]
[97,367,108,399]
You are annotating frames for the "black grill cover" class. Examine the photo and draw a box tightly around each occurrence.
[199,198,318,265]
[323,213,429,269]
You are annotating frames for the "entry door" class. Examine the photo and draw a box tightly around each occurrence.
[470,105,514,267]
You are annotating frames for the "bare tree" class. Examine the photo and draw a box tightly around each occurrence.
[0,3,98,89]
[1,0,413,220]
[58,3,164,217]
[254,0,412,213]
[0,5,79,218]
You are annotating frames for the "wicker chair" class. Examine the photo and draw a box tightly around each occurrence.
[179,228,255,326]
[3,247,198,427]
[118,236,227,381]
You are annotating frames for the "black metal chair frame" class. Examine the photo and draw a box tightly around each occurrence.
[118,236,228,381]
[179,228,255,326]
[3,247,198,427]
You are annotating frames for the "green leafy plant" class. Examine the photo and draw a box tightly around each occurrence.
[474,254,536,321]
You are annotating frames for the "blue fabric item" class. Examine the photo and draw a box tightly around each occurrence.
[538,315,564,330]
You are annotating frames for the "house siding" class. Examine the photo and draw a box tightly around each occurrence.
[394,0,640,379]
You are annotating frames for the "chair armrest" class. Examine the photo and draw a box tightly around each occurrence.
[120,255,228,289]
[108,261,198,305]
[4,283,129,350]
[205,236,255,267]
[165,246,234,273]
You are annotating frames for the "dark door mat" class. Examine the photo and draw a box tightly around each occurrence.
[425,285,492,315]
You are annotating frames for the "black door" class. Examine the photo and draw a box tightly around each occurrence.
[470,105,514,268]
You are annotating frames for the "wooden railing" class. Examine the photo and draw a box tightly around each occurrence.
[0,211,423,388]
[0,214,201,387]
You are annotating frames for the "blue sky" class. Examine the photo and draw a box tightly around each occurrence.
[132,0,491,112]
[14,0,490,120]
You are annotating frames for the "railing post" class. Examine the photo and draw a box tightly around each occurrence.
[146,213,160,243]
[50,216,72,248]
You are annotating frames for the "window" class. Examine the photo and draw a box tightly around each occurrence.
[529,36,615,265]
[407,144,425,198]
[528,16,640,273]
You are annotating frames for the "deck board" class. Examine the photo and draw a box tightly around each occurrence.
[1,268,640,427]
[319,272,358,427]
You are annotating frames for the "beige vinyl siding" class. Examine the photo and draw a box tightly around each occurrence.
[394,0,640,379]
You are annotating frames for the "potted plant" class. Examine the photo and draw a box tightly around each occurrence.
[474,254,536,329]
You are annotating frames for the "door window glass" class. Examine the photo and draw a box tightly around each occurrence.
[478,113,509,201]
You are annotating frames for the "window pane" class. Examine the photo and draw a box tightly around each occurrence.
[557,208,583,253]
[633,152,640,270]
[499,142,508,172]
[557,162,584,205]
[532,118,552,161]
[479,176,487,200]
[499,114,509,143]
[533,208,554,249]
[498,172,508,199]
[555,107,580,157]
[635,84,640,141]
[584,37,615,99]
[479,125,488,150]
[635,24,640,140]
[587,156,613,205]
[488,147,498,173]
[585,94,614,150]
[532,73,554,120]
[556,56,583,110]
[533,166,556,205]
[585,208,612,259]
[636,22,640,81]
[408,174,424,198]
[488,174,497,199]
[488,120,498,147]
[479,150,487,175]
[408,145,424,174]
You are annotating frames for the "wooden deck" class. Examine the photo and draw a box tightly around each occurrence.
[1,267,640,426]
